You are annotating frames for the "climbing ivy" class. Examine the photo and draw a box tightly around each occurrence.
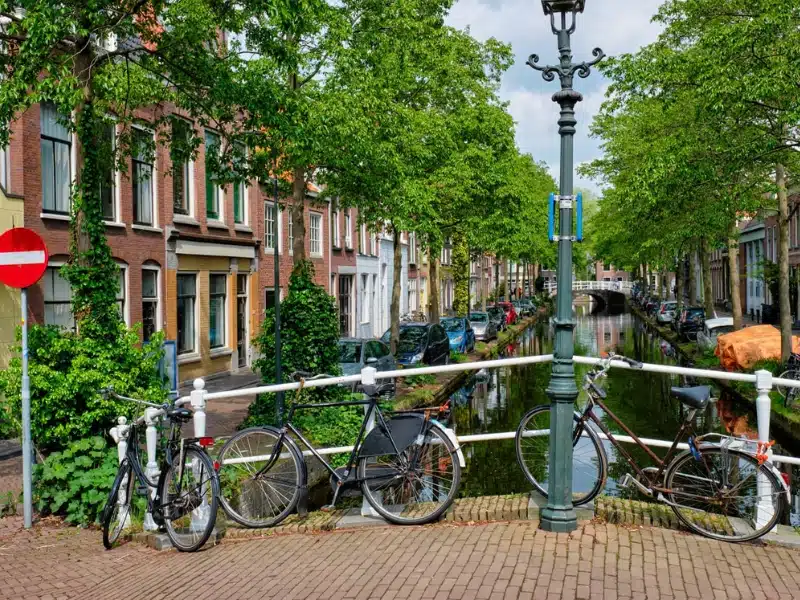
[452,232,470,316]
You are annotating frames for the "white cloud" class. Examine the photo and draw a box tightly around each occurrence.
[447,0,663,192]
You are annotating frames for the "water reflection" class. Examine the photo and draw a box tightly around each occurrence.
[449,302,799,525]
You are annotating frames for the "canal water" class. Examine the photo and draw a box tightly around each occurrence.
[448,302,800,525]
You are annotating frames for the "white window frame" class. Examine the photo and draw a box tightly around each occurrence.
[359,223,367,254]
[409,233,416,264]
[177,272,199,358]
[288,212,294,255]
[371,233,377,256]
[332,209,340,248]
[171,117,196,220]
[141,264,162,343]
[209,272,229,351]
[101,119,123,226]
[264,201,282,254]
[310,212,323,257]
[0,126,9,192]
[361,274,370,324]
[131,125,158,229]
[40,102,76,216]
[43,261,74,331]
[115,261,130,326]
[233,143,248,227]
[345,211,353,249]
[204,130,225,224]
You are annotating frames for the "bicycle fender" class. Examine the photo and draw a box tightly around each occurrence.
[430,419,465,469]
[764,460,792,504]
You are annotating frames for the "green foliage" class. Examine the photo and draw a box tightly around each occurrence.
[33,436,119,526]
[403,373,437,387]
[247,261,345,427]
[450,351,469,364]
[0,325,166,452]
[751,358,783,377]
[0,490,21,517]
[452,233,470,316]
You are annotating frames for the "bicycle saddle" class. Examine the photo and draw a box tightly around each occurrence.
[670,386,711,410]
[166,407,194,423]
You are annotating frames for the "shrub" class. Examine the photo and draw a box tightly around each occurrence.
[450,351,469,364]
[246,261,346,428]
[403,373,437,387]
[0,324,166,452]
[34,436,119,525]
[752,358,782,376]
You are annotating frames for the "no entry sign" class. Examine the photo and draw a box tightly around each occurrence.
[0,228,49,289]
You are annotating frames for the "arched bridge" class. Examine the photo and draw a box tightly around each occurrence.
[544,280,632,311]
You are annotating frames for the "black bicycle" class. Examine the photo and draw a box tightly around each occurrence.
[776,352,800,409]
[100,389,220,552]
[217,372,462,527]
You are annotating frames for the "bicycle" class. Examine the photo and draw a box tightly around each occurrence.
[100,389,220,552]
[776,352,800,409]
[216,371,462,527]
[515,353,789,542]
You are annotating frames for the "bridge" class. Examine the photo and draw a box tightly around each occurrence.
[544,280,632,310]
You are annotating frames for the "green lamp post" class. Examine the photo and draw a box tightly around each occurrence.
[529,0,604,532]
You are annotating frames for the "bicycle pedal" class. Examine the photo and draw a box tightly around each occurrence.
[320,504,336,512]
[619,474,633,489]
[135,484,148,495]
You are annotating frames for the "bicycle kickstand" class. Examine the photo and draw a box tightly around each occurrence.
[321,483,342,512]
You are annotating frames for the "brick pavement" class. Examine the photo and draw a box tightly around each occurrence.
[2,516,800,600]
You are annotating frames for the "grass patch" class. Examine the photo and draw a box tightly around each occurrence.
[394,388,435,410]
[475,341,488,354]
[403,373,437,387]
[450,351,469,363]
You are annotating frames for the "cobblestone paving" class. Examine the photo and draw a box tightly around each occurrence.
[2,516,800,600]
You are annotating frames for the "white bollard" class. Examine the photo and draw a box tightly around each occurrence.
[189,378,210,531]
[754,369,776,531]
[109,417,131,531]
[143,407,161,531]
[360,367,381,518]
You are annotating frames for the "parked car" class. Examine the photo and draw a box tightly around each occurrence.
[487,306,507,332]
[676,306,706,341]
[697,317,735,352]
[381,323,450,367]
[656,301,678,324]
[468,311,498,342]
[513,299,535,317]
[497,302,518,326]
[441,317,476,353]
[338,338,397,396]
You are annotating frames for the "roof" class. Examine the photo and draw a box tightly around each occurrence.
[705,317,734,329]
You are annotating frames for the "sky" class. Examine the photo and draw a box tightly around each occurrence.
[447,0,665,193]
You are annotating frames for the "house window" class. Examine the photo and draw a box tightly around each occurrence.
[359,223,367,253]
[132,128,154,226]
[142,267,159,343]
[409,233,416,264]
[40,102,72,214]
[265,288,276,310]
[361,274,370,323]
[100,123,116,221]
[171,118,192,216]
[288,211,294,255]
[204,131,221,220]
[371,233,377,256]
[0,129,8,191]
[310,212,322,256]
[116,266,127,324]
[233,143,247,224]
[332,210,340,248]
[43,266,74,331]
[339,275,353,335]
[344,211,352,249]
[177,274,197,354]
[209,274,227,349]
[265,202,277,251]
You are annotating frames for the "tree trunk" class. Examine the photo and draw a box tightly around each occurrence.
[479,256,486,311]
[507,259,512,299]
[778,162,792,362]
[676,255,684,310]
[701,238,714,317]
[688,245,697,306]
[429,250,441,324]
[291,166,307,263]
[390,225,402,354]
[728,221,743,330]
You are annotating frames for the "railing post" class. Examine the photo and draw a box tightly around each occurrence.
[108,416,131,531]
[754,369,775,531]
[189,378,210,531]
[143,407,161,531]
[360,366,381,518]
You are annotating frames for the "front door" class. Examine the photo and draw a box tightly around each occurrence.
[237,275,248,368]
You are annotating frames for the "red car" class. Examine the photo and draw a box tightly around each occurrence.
[498,302,518,326]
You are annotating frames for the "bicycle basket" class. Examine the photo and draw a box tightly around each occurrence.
[359,413,425,458]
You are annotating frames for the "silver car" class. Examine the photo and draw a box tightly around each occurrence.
[656,301,678,323]
[469,311,498,341]
[338,338,397,396]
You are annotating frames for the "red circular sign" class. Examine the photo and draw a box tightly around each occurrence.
[0,228,49,289]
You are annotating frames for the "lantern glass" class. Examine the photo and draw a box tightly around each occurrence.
[541,0,585,15]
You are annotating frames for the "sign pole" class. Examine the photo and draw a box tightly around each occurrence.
[21,286,32,528]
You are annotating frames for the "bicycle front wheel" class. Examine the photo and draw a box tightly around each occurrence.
[102,460,134,550]
[515,405,607,506]
[216,427,303,528]
[776,370,800,398]
[160,446,220,552]
[359,424,461,525]
[666,447,784,542]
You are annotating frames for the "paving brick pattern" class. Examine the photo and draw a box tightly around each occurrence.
[2,516,800,600]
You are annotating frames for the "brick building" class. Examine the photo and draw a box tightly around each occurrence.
[0,146,22,368]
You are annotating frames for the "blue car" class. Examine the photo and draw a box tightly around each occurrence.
[441,317,475,354]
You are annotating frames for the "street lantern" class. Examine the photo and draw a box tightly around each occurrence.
[528,0,603,533]
[541,0,585,15]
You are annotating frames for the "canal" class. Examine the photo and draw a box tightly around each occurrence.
[450,302,800,525]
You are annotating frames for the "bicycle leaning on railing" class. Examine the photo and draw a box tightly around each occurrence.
[776,352,800,410]
[515,353,790,543]
[100,389,220,552]
[216,371,462,528]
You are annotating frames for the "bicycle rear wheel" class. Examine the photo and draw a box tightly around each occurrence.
[159,446,219,552]
[665,447,784,542]
[776,370,800,409]
[515,405,607,506]
[102,460,134,550]
[216,427,303,528]
[359,424,460,525]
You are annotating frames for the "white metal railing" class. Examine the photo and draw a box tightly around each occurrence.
[544,280,633,295]
[111,353,800,531]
